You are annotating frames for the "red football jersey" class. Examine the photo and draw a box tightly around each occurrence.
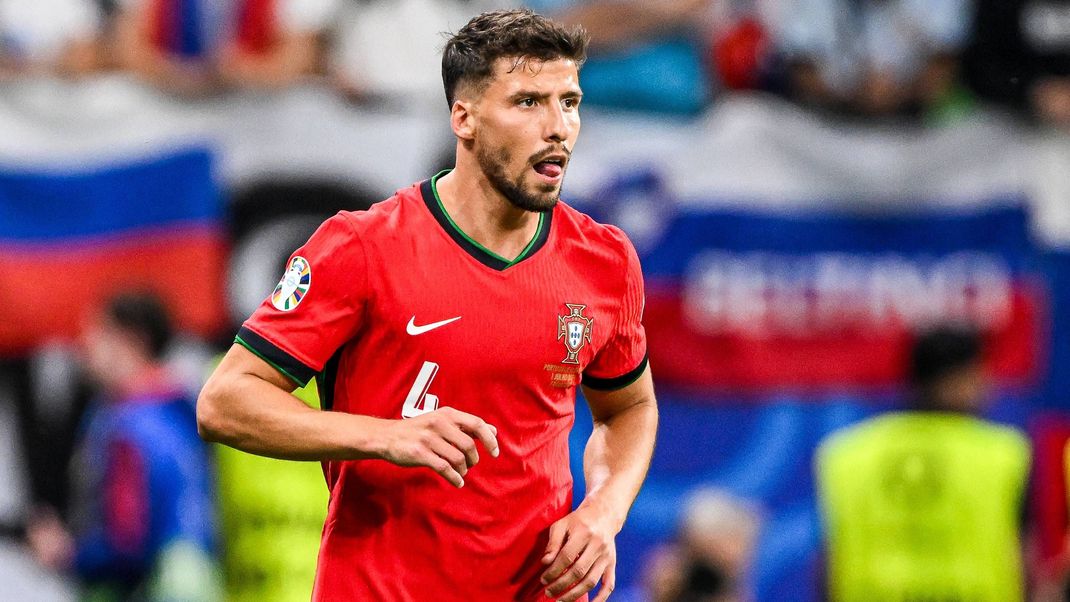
[238,171,647,601]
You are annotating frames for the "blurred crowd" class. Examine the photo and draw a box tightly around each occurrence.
[3,0,1070,128]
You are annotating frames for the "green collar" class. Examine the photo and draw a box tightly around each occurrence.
[420,169,553,271]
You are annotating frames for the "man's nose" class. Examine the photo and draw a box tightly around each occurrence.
[545,103,569,142]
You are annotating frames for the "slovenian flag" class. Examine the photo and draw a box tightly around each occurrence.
[0,148,227,356]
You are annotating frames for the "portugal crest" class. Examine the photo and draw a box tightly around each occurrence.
[557,303,593,364]
[271,256,311,311]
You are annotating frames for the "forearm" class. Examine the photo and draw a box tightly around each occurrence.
[198,366,384,461]
[579,398,658,531]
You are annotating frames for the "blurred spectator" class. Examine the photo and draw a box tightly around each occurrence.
[815,327,1029,601]
[707,0,781,93]
[964,0,1070,131]
[0,0,104,78]
[216,0,332,89]
[113,0,329,96]
[327,0,505,107]
[643,488,761,602]
[26,292,221,602]
[524,0,717,115]
[777,0,972,117]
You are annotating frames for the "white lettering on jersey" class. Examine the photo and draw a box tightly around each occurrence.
[401,361,441,418]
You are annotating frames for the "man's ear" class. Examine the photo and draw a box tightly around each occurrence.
[451,98,476,142]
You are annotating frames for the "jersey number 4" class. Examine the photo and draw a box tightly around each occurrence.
[402,361,440,418]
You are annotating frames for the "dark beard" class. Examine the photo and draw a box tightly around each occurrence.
[476,142,559,213]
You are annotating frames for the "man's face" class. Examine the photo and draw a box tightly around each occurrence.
[468,56,582,212]
[81,316,137,391]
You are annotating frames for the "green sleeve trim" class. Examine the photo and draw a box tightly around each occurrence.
[234,334,310,387]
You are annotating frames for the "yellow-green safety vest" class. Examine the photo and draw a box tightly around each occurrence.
[816,412,1029,602]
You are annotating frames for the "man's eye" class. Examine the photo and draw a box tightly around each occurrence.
[519,98,535,107]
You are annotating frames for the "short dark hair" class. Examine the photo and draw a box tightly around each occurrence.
[105,292,173,360]
[909,326,983,388]
[441,9,589,109]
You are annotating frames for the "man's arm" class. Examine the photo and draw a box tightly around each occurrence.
[541,366,659,602]
[197,344,498,487]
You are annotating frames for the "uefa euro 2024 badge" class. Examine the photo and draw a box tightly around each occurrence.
[558,303,593,364]
[271,256,311,311]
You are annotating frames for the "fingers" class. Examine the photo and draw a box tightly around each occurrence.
[417,442,464,489]
[558,557,611,602]
[429,438,469,485]
[439,424,479,469]
[543,520,568,566]
[542,532,588,590]
[387,408,499,488]
[545,542,600,599]
[590,565,616,602]
[444,408,499,458]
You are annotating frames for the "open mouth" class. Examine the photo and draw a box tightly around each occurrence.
[533,157,565,180]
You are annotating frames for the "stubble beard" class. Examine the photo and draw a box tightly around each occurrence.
[476,142,560,213]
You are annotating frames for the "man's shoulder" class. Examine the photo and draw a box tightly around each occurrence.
[554,201,636,261]
[818,412,1030,462]
[104,397,199,456]
[335,182,422,231]
[313,183,429,257]
[816,414,909,465]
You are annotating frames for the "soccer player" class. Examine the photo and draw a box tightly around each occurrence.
[197,8,659,602]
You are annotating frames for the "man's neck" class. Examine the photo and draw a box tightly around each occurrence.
[434,163,543,263]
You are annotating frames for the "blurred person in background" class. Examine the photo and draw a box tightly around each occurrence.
[643,488,761,602]
[328,0,506,107]
[815,326,1029,601]
[0,0,104,78]
[113,0,329,95]
[26,292,221,602]
[523,0,716,115]
[964,0,1070,132]
[524,0,782,116]
[777,0,972,118]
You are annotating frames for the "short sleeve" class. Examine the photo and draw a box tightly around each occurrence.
[582,231,648,391]
[237,213,366,386]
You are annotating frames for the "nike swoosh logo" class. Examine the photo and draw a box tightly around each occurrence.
[406,315,462,335]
